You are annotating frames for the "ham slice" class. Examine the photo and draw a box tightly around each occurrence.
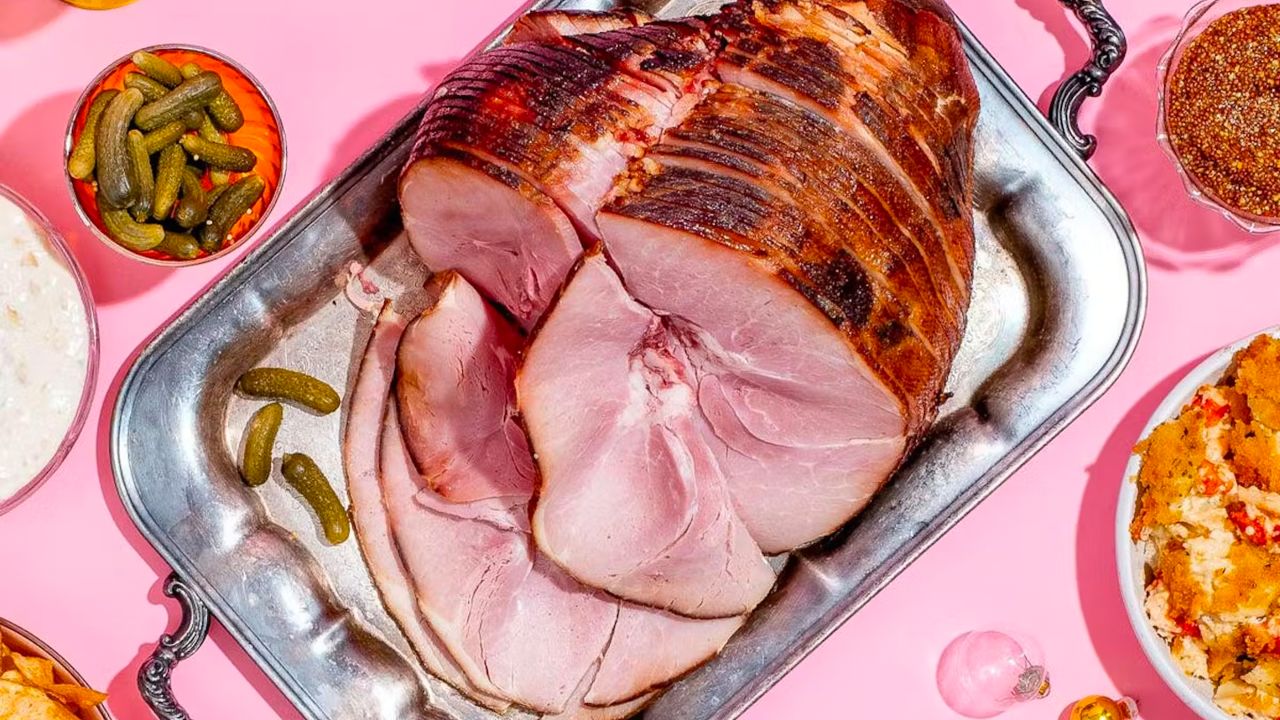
[396,271,534,503]
[380,407,616,713]
[342,302,509,711]
[520,250,776,617]
[370,273,743,713]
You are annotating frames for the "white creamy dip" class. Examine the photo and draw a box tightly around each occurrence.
[0,193,90,502]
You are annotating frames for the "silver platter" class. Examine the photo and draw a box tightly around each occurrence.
[112,2,1144,718]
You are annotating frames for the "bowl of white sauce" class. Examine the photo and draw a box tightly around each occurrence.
[0,185,98,514]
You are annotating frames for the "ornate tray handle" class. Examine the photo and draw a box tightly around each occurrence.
[1049,0,1128,160]
[140,573,211,720]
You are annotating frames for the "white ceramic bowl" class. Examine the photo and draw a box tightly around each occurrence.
[1116,327,1280,720]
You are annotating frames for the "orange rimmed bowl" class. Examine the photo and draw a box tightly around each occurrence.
[64,44,286,266]
[0,617,113,720]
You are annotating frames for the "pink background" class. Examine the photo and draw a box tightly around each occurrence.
[0,1,1265,718]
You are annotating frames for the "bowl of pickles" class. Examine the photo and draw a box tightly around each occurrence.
[64,45,285,265]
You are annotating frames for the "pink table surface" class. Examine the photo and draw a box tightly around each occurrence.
[0,1,1267,718]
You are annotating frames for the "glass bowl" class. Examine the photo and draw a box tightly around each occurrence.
[1157,0,1280,234]
[63,44,286,266]
[0,616,114,719]
[0,186,99,516]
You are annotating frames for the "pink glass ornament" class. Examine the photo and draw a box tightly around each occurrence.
[936,631,1051,718]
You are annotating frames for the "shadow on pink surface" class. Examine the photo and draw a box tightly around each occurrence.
[1091,17,1280,272]
[322,62,461,185]
[0,91,173,304]
[1075,357,1206,720]
[93,348,302,719]
[1013,0,1090,112]
[0,0,65,41]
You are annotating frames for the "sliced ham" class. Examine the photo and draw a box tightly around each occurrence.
[376,272,744,712]
[520,250,776,617]
[396,271,534,503]
[380,407,616,713]
[341,302,509,711]
[505,9,653,44]
[400,20,716,327]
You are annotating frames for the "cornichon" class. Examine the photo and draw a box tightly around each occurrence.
[175,168,208,229]
[141,120,185,154]
[132,51,183,88]
[152,144,186,220]
[179,135,256,172]
[181,62,244,132]
[197,111,225,143]
[100,206,164,251]
[134,72,222,131]
[156,231,200,260]
[206,183,229,207]
[209,169,231,187]
[281,453,349,545]
[240,402,282,486]
[123,72,168,101]
[182,108,204,130]
[94,87,145,209]
[126,130,154,222]
[236,367,339,414]
[200,173,264,251]
[67,88,118,180]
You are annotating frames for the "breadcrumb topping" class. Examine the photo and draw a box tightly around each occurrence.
[1133,336,1280,719]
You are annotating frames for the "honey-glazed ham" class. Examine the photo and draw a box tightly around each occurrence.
[400,18,716,327]
[386,0,978,708]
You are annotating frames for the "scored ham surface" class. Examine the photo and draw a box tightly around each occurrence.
[504,9,653,44]
[399,18,717,328]
[381,0,979,712]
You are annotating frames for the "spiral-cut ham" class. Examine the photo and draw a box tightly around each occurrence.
[389,0,979,707]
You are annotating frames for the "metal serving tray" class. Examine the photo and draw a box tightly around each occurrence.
[112,2,1143,718]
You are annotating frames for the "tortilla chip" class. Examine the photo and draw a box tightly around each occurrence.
[0,679,79,720]
[46,683,107,709]
[0,670,23,683]
[10,655,54,689]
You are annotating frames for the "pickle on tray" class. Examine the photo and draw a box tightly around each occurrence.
[240,402,283,487]
[281,453,350,545]
[236,367,340,415]
[67,88,117,180]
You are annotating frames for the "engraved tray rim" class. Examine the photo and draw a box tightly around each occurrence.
[111,5,1147,719]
